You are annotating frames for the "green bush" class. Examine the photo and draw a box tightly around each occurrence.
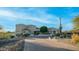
[0,32,14,39]
[34,31,40,35]
[23,33,30,37]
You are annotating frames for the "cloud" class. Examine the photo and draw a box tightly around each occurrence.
[62,23,73,31]
[0,8,59,24]
[71,13,79,17]
[0,7,76,31]
[0,10,17,19]
[21,8,59,24]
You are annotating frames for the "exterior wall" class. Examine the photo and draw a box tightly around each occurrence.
[48,28,59,34]
[16,24,27,34]
[0,30,4,32]
[0,27,4,32]
[27,25,39,34]
[16,24,39,34]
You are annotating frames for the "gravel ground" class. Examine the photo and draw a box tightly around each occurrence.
[0,39,24,51]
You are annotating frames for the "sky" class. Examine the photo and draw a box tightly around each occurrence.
[0,7,79,32]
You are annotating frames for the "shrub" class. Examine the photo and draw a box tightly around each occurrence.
[10,35,15,38]
[0,32,14,39]
[23,33,30,37]
[71,33,79,44]
[34,31,39,35]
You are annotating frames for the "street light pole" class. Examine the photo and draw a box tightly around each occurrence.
[59,17,62,34]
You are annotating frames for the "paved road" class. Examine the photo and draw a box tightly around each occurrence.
[24,39,79,51]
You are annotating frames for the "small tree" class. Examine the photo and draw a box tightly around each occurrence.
[40,26,48,34]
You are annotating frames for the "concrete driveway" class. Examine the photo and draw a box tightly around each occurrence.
[24,39,79,51]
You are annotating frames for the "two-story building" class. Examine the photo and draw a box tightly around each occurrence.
[16,24,59,35]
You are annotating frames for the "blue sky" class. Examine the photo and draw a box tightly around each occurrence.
[0,7,79,32]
